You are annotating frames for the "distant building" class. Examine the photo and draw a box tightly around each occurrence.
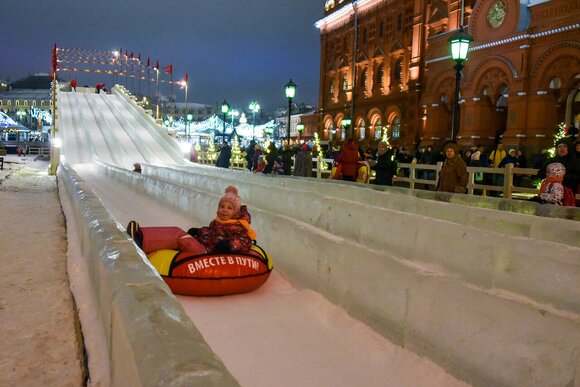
[316,0,580,153]
[166,102,215,121]
[0,74,54,130]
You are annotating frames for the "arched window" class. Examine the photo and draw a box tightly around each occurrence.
[342,75,348,91]
[374,118,383,139]
[391,116,400,138]
[329,79,335,95]
[549,78,562,89]
[358,119,366,140]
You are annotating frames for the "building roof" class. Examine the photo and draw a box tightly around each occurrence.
[0,89,51,100]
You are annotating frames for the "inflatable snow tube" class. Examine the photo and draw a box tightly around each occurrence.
[148,244,273,296]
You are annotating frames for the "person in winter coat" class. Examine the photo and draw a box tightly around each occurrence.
[537,137,580,195]
[538,162,566,205]
[437,142,468,193]
[192,186,256,253]
[335,139,360,181]
[294,143,313,177]
[216,143,232,168]
[127,186,256,255]
[371,141,396,186]
[245,140,256,170]
[262,142,279,174]
[281,145,294,176]
[252,144,263,171]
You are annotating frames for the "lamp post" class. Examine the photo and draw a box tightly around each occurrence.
[221,100,229,143]
[228,109,239,140]
[448,27,473,141]
[249,101,260,140]
[296,123,304,142]
[187,113,193,141]
[285,79,297,145]
[342,118,351,140]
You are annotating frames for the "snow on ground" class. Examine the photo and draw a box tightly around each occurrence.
[78,165,469,387]
[0,155,84,386]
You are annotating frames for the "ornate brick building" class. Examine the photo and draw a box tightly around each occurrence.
[316,0,580,153]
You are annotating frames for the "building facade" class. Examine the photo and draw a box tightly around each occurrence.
[316,0,580,153]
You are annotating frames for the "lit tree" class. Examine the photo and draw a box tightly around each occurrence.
[548,122,568,158]
[231,135,245,167]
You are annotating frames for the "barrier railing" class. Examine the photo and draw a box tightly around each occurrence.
[28,146,50,157]
[394,162,545,199]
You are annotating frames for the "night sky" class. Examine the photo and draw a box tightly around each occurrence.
[1,0,324,111]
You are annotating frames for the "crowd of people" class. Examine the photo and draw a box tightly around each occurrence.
[205,127,579,207]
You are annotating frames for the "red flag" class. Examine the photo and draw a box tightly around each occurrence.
[154,60,159,70]
[162,64,173,74]
[137,53,141,61]
[129,52,134,59]
[146,57,150,68]
[184,73,188,83]
[50,43,58,77]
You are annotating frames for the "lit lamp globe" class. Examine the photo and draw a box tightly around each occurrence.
[297,123,305,141]
[448,29,473,62]
[285,79,297,99]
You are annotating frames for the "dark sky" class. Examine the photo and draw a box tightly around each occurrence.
[1,0,324,112]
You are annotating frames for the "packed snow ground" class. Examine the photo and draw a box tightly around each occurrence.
[0,155,84,386]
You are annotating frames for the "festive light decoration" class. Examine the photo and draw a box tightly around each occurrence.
[231,136,246,167]
[548,122,567,158]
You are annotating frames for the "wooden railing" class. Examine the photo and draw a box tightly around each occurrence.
[28,146,50,157]
[394,162,545,199]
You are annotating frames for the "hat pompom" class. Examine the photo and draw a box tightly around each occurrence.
[225,185,238,195]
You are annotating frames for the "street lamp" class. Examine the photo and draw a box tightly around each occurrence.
[342,118,352,141]
[448,27,473,141]
[249,101,260,140]
[296,123,304,141]
[221,100,229,143]
[187,113,193,140]
[228,109,239,140]
[285,79,297,145]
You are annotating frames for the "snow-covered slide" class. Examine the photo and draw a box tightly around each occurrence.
[57,86,186,168]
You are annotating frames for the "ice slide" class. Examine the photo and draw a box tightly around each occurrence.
[57,90,467,386]
[58,89,186,168]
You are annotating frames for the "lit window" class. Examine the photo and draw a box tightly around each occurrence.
[391,116,400,138]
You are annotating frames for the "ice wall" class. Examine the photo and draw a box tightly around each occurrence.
[99,161,580,386]
[57,163,239,387]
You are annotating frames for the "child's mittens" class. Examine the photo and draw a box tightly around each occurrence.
[213,240,232,253]
[187,227,200,237]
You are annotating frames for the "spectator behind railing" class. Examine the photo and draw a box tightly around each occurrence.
[370,141,397,186]
[437,142,468,194]
[294,144,313,177]
[537,137,580,203]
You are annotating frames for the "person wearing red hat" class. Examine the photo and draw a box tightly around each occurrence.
[294,144,313,177]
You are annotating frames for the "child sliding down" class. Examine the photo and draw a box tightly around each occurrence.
[127,185,256,255]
